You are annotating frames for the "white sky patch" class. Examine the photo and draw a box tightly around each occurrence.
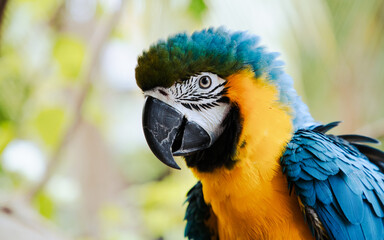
[67,0,97,22]
[106,93,147,154]
[99,0,122,13]
[100,40,139,91]
[2,140,46,182]
[205,0,288,60]
[47,176,80,203]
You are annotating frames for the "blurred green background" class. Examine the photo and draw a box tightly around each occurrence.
[0,0,383,239]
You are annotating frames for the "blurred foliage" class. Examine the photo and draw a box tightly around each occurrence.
[0,0,383,240]
[53,34,86,80]
[16,0,61,21]
[33,107,68,148]
[33,191,56,219]
[289,1,384,130]
[120,148,169,183]
[188,0,207,21]
[0,121,14,153]
[0,50,30,122]
[137,170,195,238]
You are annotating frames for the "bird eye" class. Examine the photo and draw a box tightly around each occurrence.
[198,76,212,89]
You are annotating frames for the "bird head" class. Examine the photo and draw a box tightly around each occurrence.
[136,28,314,171]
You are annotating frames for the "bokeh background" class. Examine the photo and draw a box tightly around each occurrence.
[0,0,383,239]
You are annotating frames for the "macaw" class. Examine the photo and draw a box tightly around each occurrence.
[135,28,384,240]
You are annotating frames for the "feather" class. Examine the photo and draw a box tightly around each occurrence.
[303,168,329,181]
[316,204,349,240]
[341,172,364,195]
[312,121,341,133]
[315,160,339,175]
[363,189,384,217]
[184,181,217,239]
[282,125,384,240]
[335,160,354,175]
[285,162,302,178]
[304,206,330,240]
[328,175,364,224]
[360,201,384,239]
[351,143,384,172]
[295,180,314,190]
[298,181,315,197]
[338,134,380,144]
[314,181,333,205]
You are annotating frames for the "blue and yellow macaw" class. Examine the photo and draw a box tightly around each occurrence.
[135,28,384,240]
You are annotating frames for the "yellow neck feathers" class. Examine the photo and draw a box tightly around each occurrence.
[191,69,313,240]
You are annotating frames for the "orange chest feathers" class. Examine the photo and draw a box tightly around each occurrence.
[191,70,314,240]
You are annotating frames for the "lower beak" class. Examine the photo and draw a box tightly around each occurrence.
[142,96,211,169]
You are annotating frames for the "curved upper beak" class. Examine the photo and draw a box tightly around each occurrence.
[142,96,211,169]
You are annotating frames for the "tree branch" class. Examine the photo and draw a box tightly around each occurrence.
[27,1,127,200]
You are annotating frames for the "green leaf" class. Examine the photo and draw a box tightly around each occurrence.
[33,107,67,148]
[188,0,207,21]
[0,52,30,122]
[53,35,86,80]
[32,191,55,219]
[0,121,15,154]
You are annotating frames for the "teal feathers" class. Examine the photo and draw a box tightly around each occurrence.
[281,123,384,239]
[136,28,245,91]
[184,181,213,239]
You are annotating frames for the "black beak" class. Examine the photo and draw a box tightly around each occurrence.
[142,96,211,169]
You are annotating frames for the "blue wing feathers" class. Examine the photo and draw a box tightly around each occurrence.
[341,172,364,195]
[314,181,333,205]
[338,134,380,144]
[286,162,301,178]
[299,170,314,181]
[363,189,384,217]
[316,160,339,173]
[282,125,384,240]
[303,168,329,181]
[311,121,341,133]
[184,181,214,240]
[360,201,384,239]
[295,180,313,190]
[328,175,364,224]
[336,160,355,175]
[375,191,384,206]
[316,204,350,239]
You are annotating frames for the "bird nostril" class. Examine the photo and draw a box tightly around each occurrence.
[159,89,168,96]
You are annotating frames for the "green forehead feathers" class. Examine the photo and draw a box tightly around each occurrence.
[135,27,282,91]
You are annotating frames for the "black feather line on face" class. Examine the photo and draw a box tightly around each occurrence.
[177,92,228,111]
[207,82,226,94]
[181,103,192,110]
[217,96,230,103]
[190,103,201,111]
[185,105,242,172]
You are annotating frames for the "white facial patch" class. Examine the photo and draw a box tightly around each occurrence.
[144,72,231,144]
